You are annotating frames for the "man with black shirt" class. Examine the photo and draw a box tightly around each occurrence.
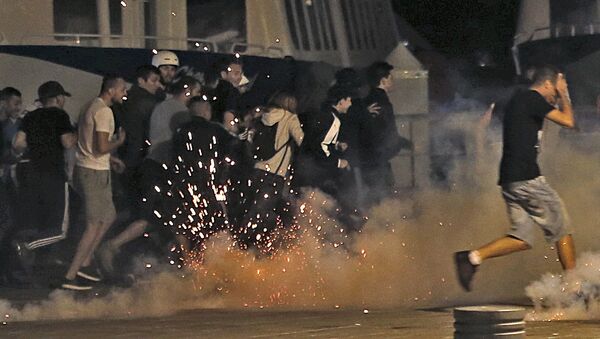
[12,81,76,255]
[212,57,243,133]
[455,65,577,292]
[117,65,162,209]
[363,62,408,204]
[171,95,233,243]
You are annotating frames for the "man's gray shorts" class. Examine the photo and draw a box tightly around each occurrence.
[502,176,571,246]
[73,166,116,224]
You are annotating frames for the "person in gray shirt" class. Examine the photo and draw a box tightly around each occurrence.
[147,76,201,165]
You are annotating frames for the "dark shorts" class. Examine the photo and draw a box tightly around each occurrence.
[502,176,571,246]
[73,166,116,224]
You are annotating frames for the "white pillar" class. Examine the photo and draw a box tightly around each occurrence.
[154,0,188,50]
[121,0,145,48]
[515,0,551,45]
[97,0,111,47]
[329,0,351,67]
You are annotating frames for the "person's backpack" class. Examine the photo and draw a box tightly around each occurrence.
[251,119,288,162]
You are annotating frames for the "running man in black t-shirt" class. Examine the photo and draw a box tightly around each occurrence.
[454,65,576,291]
[12,81,77,256]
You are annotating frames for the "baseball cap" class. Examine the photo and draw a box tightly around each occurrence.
[37,81,71,101]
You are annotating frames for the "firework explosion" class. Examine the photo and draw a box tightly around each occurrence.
[1,129,599,322]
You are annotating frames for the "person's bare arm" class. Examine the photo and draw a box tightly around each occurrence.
[546,74,575,128]
[60,132,78,149]
[12,131,27,153]
[95,127,126,155]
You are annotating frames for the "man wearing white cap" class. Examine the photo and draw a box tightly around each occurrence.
[152,50,179,100]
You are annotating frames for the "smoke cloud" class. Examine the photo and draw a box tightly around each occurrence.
[1,120,599,323]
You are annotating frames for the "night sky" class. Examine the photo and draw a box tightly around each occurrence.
[393,0,520,66]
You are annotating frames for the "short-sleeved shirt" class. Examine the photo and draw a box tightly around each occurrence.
[211,80,241,124]
[499,90,555,185]
[19,107,74,174]
[147,98,190,165]
[76,98,115,170]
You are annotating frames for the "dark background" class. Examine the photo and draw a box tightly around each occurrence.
[393,0,521,106]
[393,0,520,67]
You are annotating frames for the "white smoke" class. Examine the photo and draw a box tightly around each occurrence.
[1,119,599,323]
[526,252,600,321]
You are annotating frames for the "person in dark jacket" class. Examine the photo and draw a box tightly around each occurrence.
[115,65,162,212]
[170,95,234,248]
[362,62,411,204]
[332,68,381,210]
[211,57,244,134]
[298,86,369,230]
[298,86,353,197]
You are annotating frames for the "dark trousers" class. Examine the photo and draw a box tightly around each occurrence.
[362,161,395,206]
[238,169,285,248]
[16,162,68,249]
[0,177,17,279]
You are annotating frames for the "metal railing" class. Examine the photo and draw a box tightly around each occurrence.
[18,33,284,58]
[514,22,600,46]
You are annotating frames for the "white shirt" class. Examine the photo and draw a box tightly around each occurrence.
[75,98,114,170]
[321,112,343,167]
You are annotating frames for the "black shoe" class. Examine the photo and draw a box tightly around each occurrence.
[12,241,35,277]
[60,277,92,291]
[454,251,477,292]
[77,265,102,282]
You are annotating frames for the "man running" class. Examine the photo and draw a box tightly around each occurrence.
[455,65,576,291]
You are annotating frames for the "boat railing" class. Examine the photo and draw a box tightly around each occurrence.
[18,33,283,58]
[514,22,600,46]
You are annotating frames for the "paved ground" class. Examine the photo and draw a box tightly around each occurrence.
[2,302,600,338]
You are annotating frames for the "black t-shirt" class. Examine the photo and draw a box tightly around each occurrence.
[116,85,159,168]
[172,116,233,186]
[499,90,554,185]
[20,107,74,174]
[211,80,241,125]
[0,124,4,164]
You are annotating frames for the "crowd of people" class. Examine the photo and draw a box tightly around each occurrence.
[0,51,410,291]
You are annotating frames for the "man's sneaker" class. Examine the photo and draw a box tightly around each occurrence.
[454,251,477,292]
[12,241,35,276]
[60,277,92,291]
[77,265,102,282]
